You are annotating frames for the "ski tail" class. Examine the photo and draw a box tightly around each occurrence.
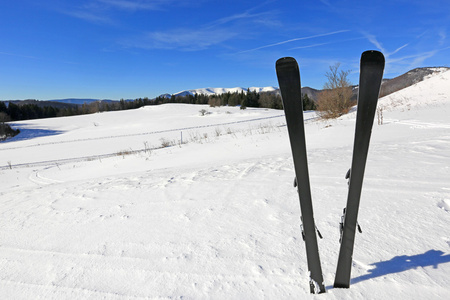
[276,57,326,294]
[334,50,385,288]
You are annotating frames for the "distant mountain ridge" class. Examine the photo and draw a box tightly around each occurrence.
[49,98,118,105]
[4,67,449,105]
[170,67,449,101]
[5,98,122,107]
[173,86,278,97]
[172,86,323,102]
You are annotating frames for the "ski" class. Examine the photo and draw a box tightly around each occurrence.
[334,50,385,288]
[276,57,326,294]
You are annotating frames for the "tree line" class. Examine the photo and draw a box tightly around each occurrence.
[1,89,316,122]
[1,62,354,127]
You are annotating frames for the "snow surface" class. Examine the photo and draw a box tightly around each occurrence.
[1,71,450,299]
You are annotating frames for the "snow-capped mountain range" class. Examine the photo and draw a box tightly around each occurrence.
[162,67,449,101]
[172,86,278,97]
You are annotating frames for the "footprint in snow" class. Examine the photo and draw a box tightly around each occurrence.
[437,199,450,212]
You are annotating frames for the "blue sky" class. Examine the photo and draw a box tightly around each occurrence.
[1,0,449,100]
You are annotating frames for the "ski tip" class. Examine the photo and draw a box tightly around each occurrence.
[276,57,297,68]
[361,50,385,66]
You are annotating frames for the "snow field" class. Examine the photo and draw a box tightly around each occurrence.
[1,70,450,299]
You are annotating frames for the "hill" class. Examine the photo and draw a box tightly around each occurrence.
[380,67,449,97]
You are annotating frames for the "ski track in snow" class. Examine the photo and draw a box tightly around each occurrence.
[1,71,450,300]
[28,169,64,186]
[1,158,310,298]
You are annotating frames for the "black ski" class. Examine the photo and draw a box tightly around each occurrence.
[334,50,385,288]
[276,57,326,294]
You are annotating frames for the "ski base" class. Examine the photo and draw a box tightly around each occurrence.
[333,50,385,288]
[276,57,326,294]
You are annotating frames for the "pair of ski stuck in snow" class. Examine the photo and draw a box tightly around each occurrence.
[275,50,385,294]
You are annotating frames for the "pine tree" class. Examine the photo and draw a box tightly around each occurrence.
[302,94,316,110]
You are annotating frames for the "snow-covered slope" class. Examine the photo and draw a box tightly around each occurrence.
[380,67,450,97]
[379,68,450,110]
[0,71,449,299]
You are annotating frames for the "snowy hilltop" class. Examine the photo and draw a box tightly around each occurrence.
[173,86,278,97]
[0,69,449,299]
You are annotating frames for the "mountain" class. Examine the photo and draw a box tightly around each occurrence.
[169,86,321,103]
[172,86,278,97]
[49,99,120,105]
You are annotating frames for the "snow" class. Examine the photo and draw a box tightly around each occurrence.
[379,69,450,111]
[1,70,449,299]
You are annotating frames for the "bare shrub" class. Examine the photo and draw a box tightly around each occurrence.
[377,107,384,125]
[143,141,150,153]
[208,97,221,107]
[160,138,174,148]
[199,109,209,116]
[117,149,134,158]
[317,63,354,119]
[143,141,153,155]
[188,131,202,143]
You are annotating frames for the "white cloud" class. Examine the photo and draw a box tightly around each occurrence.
[208,11,279,28]
[363,32,386,54]
[125,28,238,51]
[239,30,350,53]
[438,29,446,46]
[63,9,112,24]
[121,7,280,52]
[318,0,332,7]
[59,0,196,23]
[288,37,366,51]
[390,44,409,56]
[96,0,170,11]
[409,50,438,66]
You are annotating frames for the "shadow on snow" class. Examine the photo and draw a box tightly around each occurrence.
[350,249,450,285]
[2,123,64,143]
[326,250,450,290]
